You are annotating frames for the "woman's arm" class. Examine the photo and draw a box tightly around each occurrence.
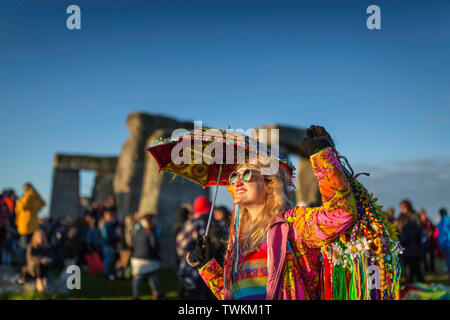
[285,147,357,248]
[198,258,225,300]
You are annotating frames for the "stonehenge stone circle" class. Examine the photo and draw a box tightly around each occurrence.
[50,113,321,270]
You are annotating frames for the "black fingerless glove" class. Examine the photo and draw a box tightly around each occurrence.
[187,237,212,268]
[299,125,335,157]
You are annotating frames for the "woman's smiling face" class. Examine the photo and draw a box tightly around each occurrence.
[231,168,267,207]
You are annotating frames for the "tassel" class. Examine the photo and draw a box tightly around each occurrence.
[233,205,240,278]
[333,264,348,300]
[391,253,402,300]
[322,248,333,300]
[359,253,368,300]
[348,259,356,300]
[354,257,362,300]
[347,256,364,300]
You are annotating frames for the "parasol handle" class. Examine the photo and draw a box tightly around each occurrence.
[203,164,223,240]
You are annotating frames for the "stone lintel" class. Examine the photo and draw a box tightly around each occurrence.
[53,154,117,174]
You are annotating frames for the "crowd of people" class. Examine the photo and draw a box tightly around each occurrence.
[393,200,450,284]
[1,183,449,299]
[0,184,231,300]
[0,183,162,297]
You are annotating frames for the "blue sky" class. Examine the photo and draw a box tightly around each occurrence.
[0,0,449,223]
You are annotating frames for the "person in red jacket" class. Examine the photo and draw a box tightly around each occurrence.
[420,209,436,273]
[0,194,12,265]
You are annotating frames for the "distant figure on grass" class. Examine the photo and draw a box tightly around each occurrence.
[173,204,192,298]
[398,201,424,283]
[15,183,46,265]
[60,224,84,271]
[130,214,164,300]
[98,210,118,279]
[419,208,436,273]
[0,193,12,265]
[114,212,136,280]
[85,213,101,253]
[399,199,420,226]
[437,208,450,279]
[17,229,52,292]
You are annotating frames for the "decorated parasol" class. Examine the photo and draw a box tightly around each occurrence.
[145,126,295,239]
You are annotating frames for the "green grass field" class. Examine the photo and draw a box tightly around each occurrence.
[64,269,180,300]
[1,259,448,300]
[1,269,180,300]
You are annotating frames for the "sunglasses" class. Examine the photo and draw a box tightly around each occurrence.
[228,168,261,185]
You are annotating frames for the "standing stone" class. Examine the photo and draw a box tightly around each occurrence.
[113,134,146,221]
[138,129,172,216]
[113,112,193,221]
[50,169,80,221]
[91,173,115,203]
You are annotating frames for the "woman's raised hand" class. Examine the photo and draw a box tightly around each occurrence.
[305,125,334,141]
[299,125,334,157]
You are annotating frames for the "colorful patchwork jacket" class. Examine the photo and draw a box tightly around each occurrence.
[198,147,357,300]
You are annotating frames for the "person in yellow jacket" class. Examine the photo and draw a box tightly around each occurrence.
[15,183,46,261]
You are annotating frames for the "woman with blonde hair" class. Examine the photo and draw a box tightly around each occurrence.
[187,125,357,300]
[17,229,52,292]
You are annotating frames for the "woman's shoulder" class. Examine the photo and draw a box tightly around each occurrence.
[283,206,305,221]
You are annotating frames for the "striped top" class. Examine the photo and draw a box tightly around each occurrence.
[230,243,268,300]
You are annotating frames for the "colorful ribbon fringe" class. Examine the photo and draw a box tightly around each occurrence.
[321,148,403,300]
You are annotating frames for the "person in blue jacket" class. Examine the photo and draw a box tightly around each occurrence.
[99,210,118,278]
[437,208,450,277]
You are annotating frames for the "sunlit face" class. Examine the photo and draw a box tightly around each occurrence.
[231,168,267,207]
[214,209,224,221]
[400,203,408,214]
[420,211,426,222]
[104,212,112,222]
[85,215,94,226]
[35,232,43,245]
